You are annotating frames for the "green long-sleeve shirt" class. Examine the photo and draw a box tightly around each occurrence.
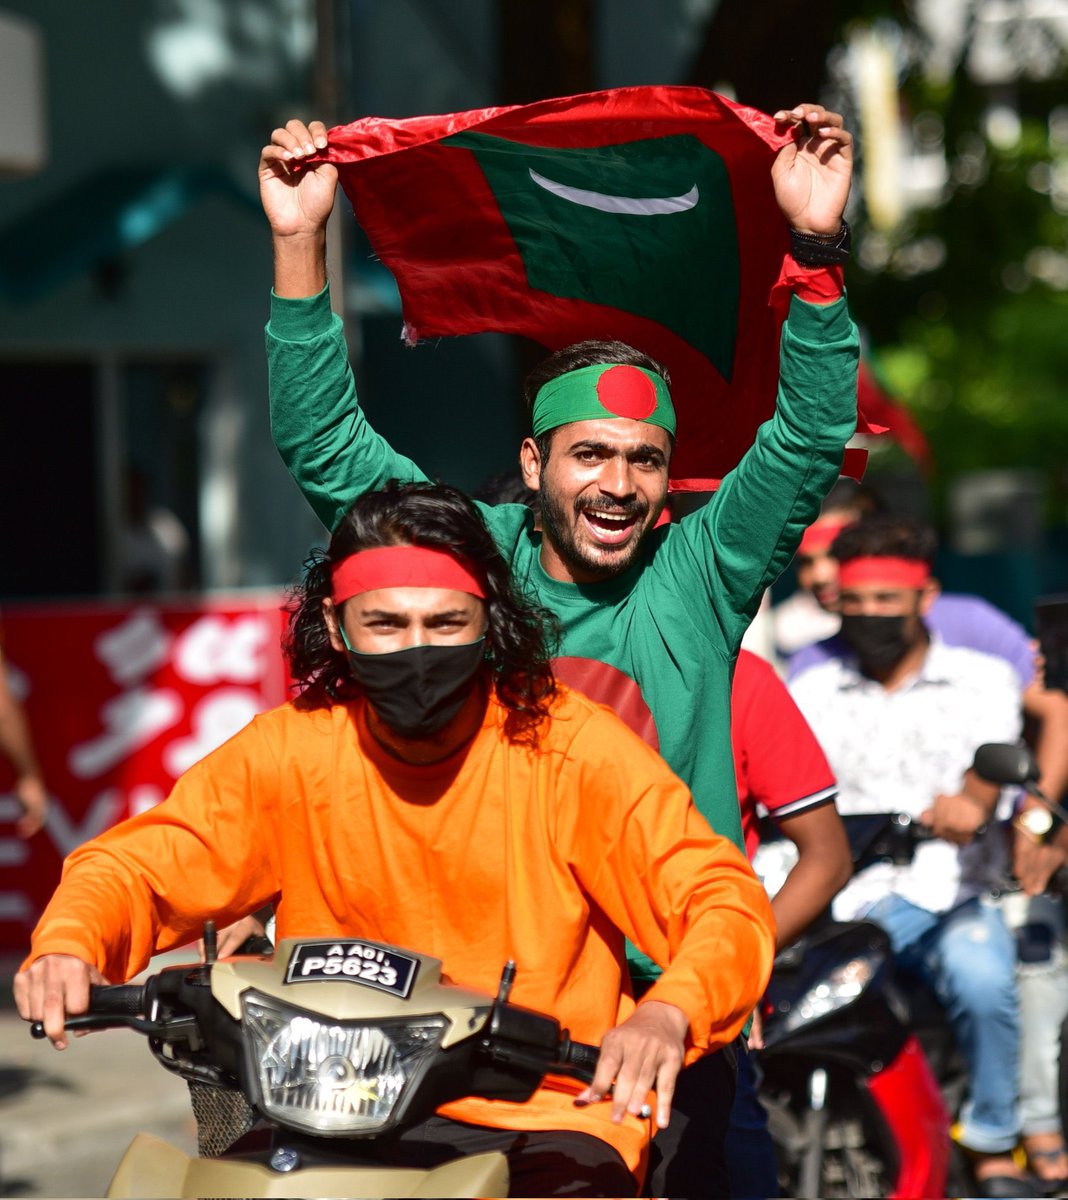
[267,284,858,973]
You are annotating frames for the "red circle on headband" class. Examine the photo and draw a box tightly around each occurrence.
[596,365,658,420]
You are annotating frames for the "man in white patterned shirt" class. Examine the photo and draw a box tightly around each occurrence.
[789,514,1030,1198]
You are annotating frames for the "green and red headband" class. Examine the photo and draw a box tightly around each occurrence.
[532,363,676,439]
[332,546,488,605]
[838,557,931,590]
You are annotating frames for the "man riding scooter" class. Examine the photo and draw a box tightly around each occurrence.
[15,481,774,1198]
[789,513,1034,1197]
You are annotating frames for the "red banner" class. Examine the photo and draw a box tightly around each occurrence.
[0,595,290,953]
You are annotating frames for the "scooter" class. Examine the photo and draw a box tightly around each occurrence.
[754,824,951,1200]
[30,928,601,1198]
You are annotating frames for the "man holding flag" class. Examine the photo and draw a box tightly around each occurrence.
[260,93,859,1195]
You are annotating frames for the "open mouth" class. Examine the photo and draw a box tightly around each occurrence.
[580,508,641,547]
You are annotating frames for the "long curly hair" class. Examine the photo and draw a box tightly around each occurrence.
[285,480,558,742]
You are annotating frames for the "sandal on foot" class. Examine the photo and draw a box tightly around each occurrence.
[1025,1144,1068,1194]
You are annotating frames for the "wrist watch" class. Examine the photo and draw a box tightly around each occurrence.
[789,220,851,265]
[1017,807,1055,843]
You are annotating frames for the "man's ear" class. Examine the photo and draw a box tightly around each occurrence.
[323,598,346,654]
[919,577,941,617]
[519,438,542,492]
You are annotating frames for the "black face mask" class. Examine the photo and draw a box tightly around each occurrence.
[839,614,912,674]
[347,638,487,739]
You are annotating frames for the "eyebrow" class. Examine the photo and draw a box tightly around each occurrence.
[840,590,910,601]
[568,439,667,462]
[358,607,473,620]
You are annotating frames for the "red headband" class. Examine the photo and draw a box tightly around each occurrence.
[331,546,488,605]
[798,516,854,556]
[838,557,931,589]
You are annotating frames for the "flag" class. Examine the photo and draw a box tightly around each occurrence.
[318,86,858,488]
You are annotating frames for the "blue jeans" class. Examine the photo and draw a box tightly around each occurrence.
[1000,890,1068,1136]
[864,894,1020,1154]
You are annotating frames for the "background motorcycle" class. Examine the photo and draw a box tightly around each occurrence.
[754,819,950,1200]
[757,742,1068,1199]
[30,929,602,1199]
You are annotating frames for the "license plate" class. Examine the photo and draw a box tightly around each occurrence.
[285,939,419,998]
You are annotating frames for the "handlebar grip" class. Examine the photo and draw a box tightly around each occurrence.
[562,1039,600,1080]
[88,983,146,1017]
[28,983,146,1039]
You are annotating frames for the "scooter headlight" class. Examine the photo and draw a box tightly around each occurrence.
[779,954,877,1036]
[242,992,447,1134]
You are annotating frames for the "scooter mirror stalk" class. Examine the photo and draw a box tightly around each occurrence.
[202,919,217,965]
[496,959,517,1004]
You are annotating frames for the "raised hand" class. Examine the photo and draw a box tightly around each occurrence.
[771,105,853,236]
[258,118,337,240]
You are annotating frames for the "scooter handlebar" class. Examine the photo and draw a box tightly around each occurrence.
[87,983,147,1016]
[557,1037,600,1082]
[29,983,147,1039]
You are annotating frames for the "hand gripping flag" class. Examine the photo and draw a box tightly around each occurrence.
[316,86,872,488]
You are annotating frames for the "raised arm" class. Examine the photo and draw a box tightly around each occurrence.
[260,118,335,298]
[262,119,430,532]
[670,105,859,643]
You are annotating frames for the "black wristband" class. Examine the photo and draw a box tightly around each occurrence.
[789,220,851,266]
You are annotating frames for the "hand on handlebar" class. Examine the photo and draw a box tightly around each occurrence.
[13,953,108,1050]
[919,791,991,845]
[206,914,269,959]
[574,999,688,1129]
[1013,827,1066,895]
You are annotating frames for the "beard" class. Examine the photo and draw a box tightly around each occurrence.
[538,487,653,579]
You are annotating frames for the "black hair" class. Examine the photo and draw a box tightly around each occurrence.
[831,513,938,566]
[285,480,557,742]
[521,339,672,463]
[820,478,885,519]
[472,469,538,510]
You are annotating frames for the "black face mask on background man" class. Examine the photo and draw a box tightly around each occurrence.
[839,614,912,674]
[347,638,487,739]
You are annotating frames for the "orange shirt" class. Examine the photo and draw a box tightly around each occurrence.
[28,685,773,1174]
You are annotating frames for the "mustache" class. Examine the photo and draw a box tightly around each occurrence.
[574,497,648,520]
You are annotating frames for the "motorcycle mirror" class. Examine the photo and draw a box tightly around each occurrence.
[972,743,1039,788]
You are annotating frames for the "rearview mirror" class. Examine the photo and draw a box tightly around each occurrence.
[972,743,1038,788]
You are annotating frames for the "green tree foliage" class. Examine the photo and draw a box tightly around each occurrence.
[845,32,1068,519]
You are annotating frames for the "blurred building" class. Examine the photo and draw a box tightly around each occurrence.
[0,0,715,603]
